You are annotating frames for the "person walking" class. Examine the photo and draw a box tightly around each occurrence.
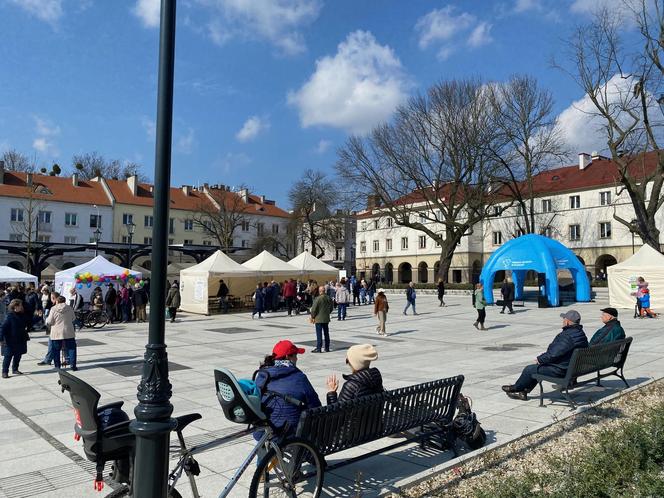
[335,280,350,320]
[310,286,333,353]
[367,279,376,305]
[437,278,446,307]
[632,276,649,318]
[251,283,265,319]
[374,289,389,336]
[46,295,77,371]
[165,283,180,323]
[473,282,487,330]
[216,279,229,314]
[403,282,417,315]
[500,277,515,314]
[0,299,28,378]
[132,283,148,323]
[283,279,297,316]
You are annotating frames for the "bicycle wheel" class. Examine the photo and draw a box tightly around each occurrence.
[249,438,324,498]
[90,311,108,329]
[104,484,182,498]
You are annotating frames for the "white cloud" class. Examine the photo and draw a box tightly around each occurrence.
[415,6,475,49]
[32,116,60,157]
[467,22,493,47]
[214,152,252,174]
[514,0,540,12]
[236,116,270,142]
[177,128,196,154]
[288,30,411,134]
[141,117,156,141]
[34,116,60,137]
[132,0,160,28]
[7,0,63,24]
[314,139,332,154]
[194,0,322,55]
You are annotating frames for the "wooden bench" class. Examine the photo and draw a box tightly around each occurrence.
[294,375,464,471]
[533,337,633,409]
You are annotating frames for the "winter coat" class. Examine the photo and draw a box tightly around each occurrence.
[216,282,229,298]
[46,303,76,340]
[590,319,626,345]
[406,286,416,302]
[335,286,350,304]
[253,288,265,311]
[105,287,117,305]
[254,364,321,434]
[0,312,28,356]
[132,288,148,307]
[327,367,383,405]
[119,287,130,305]
[71,293,85,312]
[25,292,41,313]
[283,281,297,298]
[537,324,588,370]
[374,293,389,313]
[166,287,181,309]
[501,282,515,301]
[311,294,333,324]
[474,289,486,310]
[639,294,651,308]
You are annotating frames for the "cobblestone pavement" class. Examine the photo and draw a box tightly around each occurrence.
[0,294,661,497]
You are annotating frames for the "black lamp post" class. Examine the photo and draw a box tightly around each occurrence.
[130,0,177,496]
[629,218,638,254]
[126,222,136,267]
[93,227,102,257]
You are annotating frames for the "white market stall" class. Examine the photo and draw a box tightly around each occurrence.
[54,256,142,301]
[179,250,257,315]
[608,244,664,309]
[0,266,38,284]
[242,250,301,281]
[288,252,338,282]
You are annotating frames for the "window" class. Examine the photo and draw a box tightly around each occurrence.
[599,222,612,239]
[202,240,212,246]
[272,224,279,234]
[569,224,581,241]
[360,241,366,252]
[361,221,367,231]
[90,214,101,228]
[257,223,265,236]
[37,235,50,242]
[600,191,611,206]
[38,211,51,224]
[121,235,129,243]
[184,239,193,245]
[122,213,133,225]
[143,237,152,244]
[202,220,212,231]
[436,210,443,221]
[373,240,379,252]
[373,220,379,229]
[569,195,580,209]
[435,237,441,247]
[10,209,23,222]
[419,213,427,224]
[419,235,427,249]
[241,221,250,232]
[65,213,77,227]
[144,215,153,227]
[169,218,174,235]
[386,238,392,251]
[64,236,76,244]
[184,219,193,231]
[241,240,249,248]
[492,231,502,246]
[541,199,552,213]
[335,248,342,260]
[516,205,524,216]
[9,233,22,241]
[401,237,408,250]
[387,218,394,228]
[492,206,500,216]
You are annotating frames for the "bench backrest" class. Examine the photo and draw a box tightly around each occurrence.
[296,375,464,456]
[567,337,633,379]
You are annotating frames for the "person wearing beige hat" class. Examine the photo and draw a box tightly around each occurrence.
[326,344,383,404]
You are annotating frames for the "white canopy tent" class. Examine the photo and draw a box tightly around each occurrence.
[242,250,300,280]
[54,256,142,301]
[179,250,257,315]
[0,266,38,284]
[608,244,664,309]
[288,252,338,282]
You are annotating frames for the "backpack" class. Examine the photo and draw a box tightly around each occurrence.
[452,393,486,450]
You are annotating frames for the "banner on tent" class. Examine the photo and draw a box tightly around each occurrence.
[194,279,206,302]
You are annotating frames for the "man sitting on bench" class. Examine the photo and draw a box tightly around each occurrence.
[590,307,626,345]
[326,344,383,404]
[502,310,588,401]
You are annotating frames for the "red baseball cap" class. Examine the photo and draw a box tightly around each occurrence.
[273,340,305,359]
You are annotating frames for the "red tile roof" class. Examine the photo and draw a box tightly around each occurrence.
[206,188,290,218]
[104,179,217,211]
[0,172,112,206]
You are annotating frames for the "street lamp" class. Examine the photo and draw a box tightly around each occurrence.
[93,227,102,256]
[629,218,638,254]
[126,222,136,267]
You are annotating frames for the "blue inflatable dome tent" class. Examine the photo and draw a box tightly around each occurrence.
[479,234,591,307]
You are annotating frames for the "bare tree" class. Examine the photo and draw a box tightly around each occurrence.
[488,75,569,234]
[71,152,147,181]
[289,170,343,258]
[253,230,295,259]
[191,189,250,251]
[337,79,502,281]
[558,3,664,250]
[1,149,34,172]
[10,181,44,273]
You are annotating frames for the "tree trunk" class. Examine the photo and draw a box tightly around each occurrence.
[435,244,456,283]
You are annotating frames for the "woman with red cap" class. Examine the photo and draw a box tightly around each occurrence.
[254,340,321,436]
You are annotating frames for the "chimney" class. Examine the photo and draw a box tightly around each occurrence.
[367,194,381,210]
[0,160,4,184]
[260,195,266,203]
[578,152,591,170]
[182,185,190,196]
[127,174,138,196]
[26,173,33,186]
[72,173,78,187]
[591,151,600,161]
[239,188,249,203]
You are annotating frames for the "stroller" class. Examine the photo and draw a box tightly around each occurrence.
[293,293,310,315]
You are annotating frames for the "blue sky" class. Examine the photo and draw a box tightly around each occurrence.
[0,0,626,207]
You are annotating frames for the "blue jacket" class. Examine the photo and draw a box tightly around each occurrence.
[254,288,265,311]
[537,324,588,369]
[0,312,28,357]
[255,364,321,434]
[639,294,651,308]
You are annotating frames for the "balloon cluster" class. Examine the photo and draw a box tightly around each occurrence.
[74,270,143,290]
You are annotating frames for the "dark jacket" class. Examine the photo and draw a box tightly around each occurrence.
[590,319,626,345]
[327,367,383,405]
[132,288,148,307]
[501,282,515,301]
[406,286,416,302]
[104,287,117,305]
[537,324,588,369]
[166,287,181,309]
[71,293,84,311]
[254,364,321,434]
[254,288,265,311]
[216,282,229,298]
[0,312,28,356]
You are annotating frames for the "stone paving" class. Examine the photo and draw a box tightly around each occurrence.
[0,293,662,498]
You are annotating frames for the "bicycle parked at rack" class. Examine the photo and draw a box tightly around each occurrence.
[58,368,324,498]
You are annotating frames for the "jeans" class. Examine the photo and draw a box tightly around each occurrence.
[368,292,375,304]
[315,323,330,351]
[122,303,131,322]
[337,303,347,320]
[52,338,77,369]
[2,353,21,374]
[513,363,565,392]
[404,300,416,314]
[42,338,55,364]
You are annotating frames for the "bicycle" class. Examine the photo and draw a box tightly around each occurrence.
[75,309,109,329]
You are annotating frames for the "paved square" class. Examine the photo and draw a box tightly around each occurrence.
[0,292,662,497]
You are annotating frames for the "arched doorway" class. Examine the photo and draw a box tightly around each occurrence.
[595,254,617,279]
[62,262,76,270]
[384,263,393,283]
[7,261,24,271]
[418,262,428,283]
[398,262,412,283]
[471,260,482,285]
[371,263,380,281]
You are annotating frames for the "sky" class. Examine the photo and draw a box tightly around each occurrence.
[0,0,635,207]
